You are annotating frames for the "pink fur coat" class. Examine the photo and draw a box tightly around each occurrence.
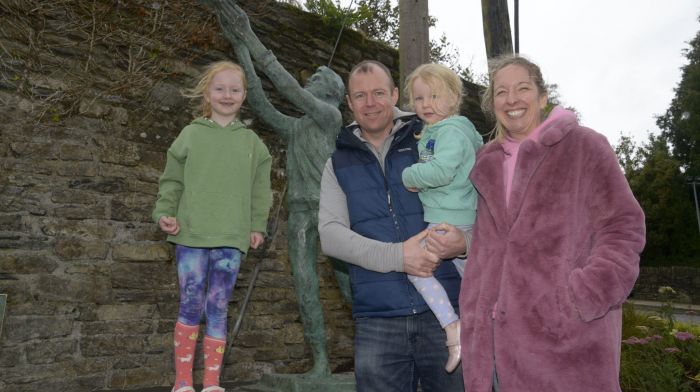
[460,107,646,391]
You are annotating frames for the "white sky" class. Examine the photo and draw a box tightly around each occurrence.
[335,0,699,146]
[428,0,700,146]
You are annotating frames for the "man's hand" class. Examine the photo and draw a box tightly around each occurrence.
[249,231,265,249]
[158,216,180,235]
[403,229,440,277]
[425,223,467,259]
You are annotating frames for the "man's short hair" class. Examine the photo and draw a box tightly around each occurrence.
[348,60,395,89]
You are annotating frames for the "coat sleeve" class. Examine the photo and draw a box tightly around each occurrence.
[152,130,188,223]
[250,137,273,233]
[567,136,646,322]
[318,159,405,272]
[401,125,475,189]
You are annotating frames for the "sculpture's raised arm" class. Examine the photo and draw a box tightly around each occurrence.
[232,40,293,138]
[215,1,330,121]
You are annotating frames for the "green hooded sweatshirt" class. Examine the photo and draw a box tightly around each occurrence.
[152,117,272,253]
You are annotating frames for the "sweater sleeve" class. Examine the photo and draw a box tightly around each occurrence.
[250,137,273,233]
[318,159,405,272]
[152,131,188,223]
[567,135,646,322]
[401,124,475,189]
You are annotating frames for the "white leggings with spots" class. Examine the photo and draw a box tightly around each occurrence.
[408,224,469,328]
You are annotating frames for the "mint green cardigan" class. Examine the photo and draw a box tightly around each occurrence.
[401,115,483,226]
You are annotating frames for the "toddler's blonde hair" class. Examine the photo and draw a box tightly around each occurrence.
[404,63,463,139]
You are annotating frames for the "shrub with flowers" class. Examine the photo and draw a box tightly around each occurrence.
[620,287,700,391]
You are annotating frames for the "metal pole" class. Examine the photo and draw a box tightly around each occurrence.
[691,180,700,235]
[514,0,519,53]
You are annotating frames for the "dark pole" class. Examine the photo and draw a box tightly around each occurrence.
[689,178,700,234]
[514,0,519,53]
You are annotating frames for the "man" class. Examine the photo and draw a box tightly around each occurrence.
[319,60,467,391]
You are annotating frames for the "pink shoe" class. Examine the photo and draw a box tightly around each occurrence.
[445,326,461,373]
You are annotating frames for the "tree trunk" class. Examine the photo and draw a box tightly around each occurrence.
[481,0,513,59]
[399,0,429,101]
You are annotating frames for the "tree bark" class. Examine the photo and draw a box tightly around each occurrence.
[399,0,429,99]
[481,0,513,59]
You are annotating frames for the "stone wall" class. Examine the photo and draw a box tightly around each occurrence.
[631,266,700,304]
[0,1,488,391]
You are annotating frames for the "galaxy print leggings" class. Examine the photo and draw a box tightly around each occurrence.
[175,245,241,339]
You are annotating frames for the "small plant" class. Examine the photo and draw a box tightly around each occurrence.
[620,288,700,391]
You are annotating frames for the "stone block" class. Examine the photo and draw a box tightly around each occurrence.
[58,143,93,161]
[236,329,285,348]
[110,192,155,222]
[110,262,174,289]
[111,106,129,125]
[0,344,23,367]
[130,223,165,241]
[5,316,73,343]
[50,189,100,204]
[0,214,25,231]
[5,301,79,317]
[35,273,112,303]
[72,355,113,374]
[0,235,51,251]
[144,333,169,354]
[68,176,128,193]
[81,320,153,336]
[53,238,109,260]
[40,218,117,240]
[54,161,97,177]
[9,142,57,159]
[26,339,77,364]
[113,288,177,303]
[0,361,75,384]
[94,304,157,320]
[0,252,58,274]
[53,204,107,220]
[112,242,171,262]
[108,366,168,389]
[98,140,141,166]
[80,335,144,357]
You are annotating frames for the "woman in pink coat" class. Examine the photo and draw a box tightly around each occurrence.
[460,55,646,391]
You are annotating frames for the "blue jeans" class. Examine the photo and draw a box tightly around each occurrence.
[354,310,464,392]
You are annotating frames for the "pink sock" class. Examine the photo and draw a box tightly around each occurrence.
[202,335,226,388]
[173,322,199,389]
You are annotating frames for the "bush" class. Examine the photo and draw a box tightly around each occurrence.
[620,302,700,391]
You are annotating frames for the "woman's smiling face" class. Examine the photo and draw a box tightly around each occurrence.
[493,64,547,141]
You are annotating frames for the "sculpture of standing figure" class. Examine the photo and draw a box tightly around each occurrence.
[205,0,347,378]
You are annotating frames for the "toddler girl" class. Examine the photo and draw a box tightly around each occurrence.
[402,63,483,373]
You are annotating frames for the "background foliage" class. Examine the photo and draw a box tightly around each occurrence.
[616,16,700,267]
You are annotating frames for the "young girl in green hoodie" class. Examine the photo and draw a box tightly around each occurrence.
[152,61,272,392]
[401,63,483,374]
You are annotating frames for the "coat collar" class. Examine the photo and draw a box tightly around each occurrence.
[470,106,578,230]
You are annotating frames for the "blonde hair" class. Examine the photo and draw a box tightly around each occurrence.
[480,54,547,142]
[404,63,463,116]
[404,63,463,139]
[184,61,247,118]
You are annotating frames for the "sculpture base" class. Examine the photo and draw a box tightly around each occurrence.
[240,372,356,392]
